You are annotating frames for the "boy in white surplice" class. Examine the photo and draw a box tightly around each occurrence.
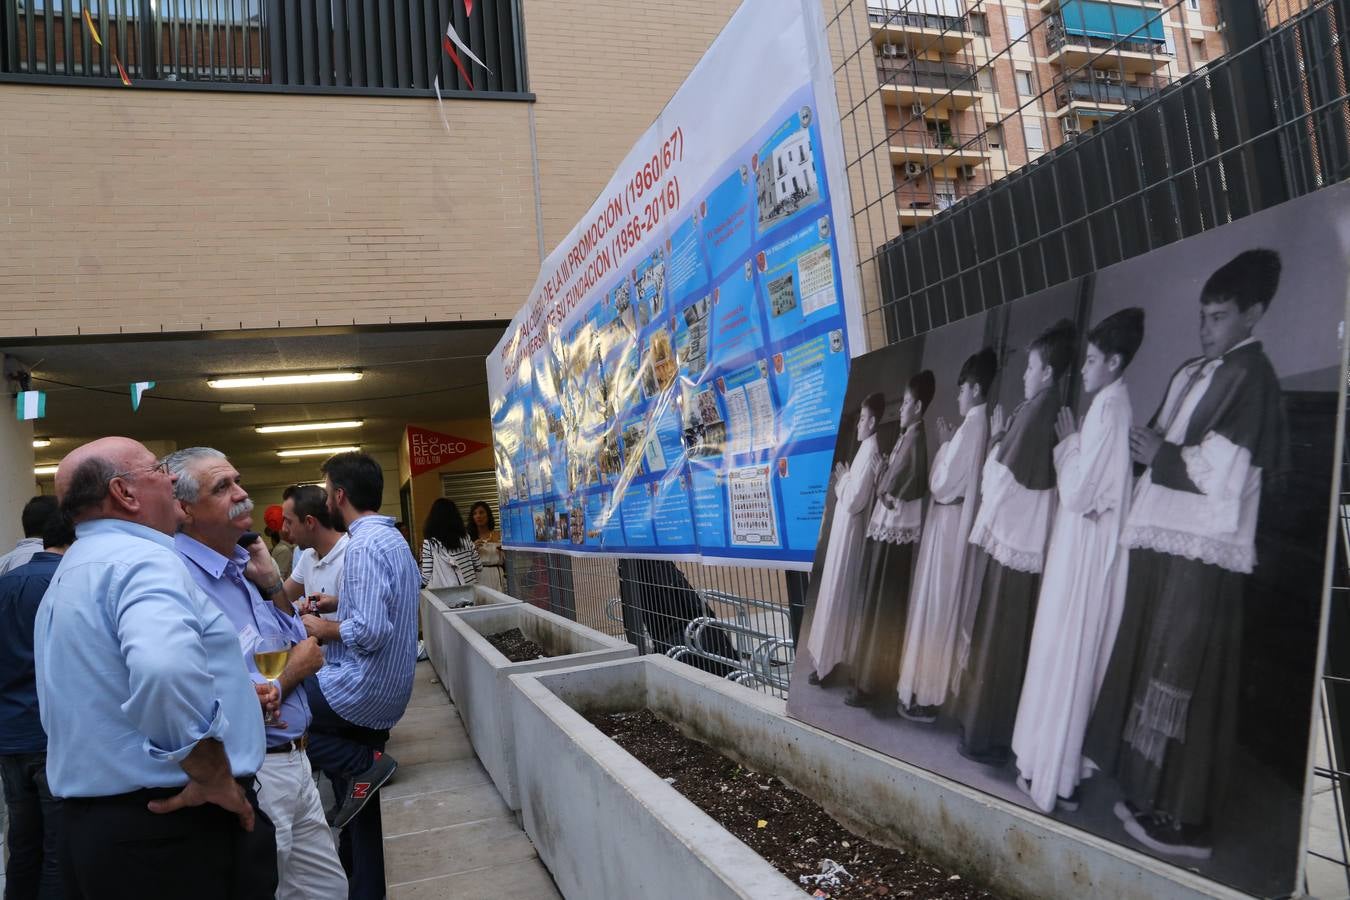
[1012,307,1144,813]
[896,348,997,722]
[805,392,886,685]
[1084,250,1288,862]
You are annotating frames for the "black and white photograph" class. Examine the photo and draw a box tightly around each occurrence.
[787,188,1350,897]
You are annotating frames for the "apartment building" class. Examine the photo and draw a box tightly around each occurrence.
[866,0,1225,230]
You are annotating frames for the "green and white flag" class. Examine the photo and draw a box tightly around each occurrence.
[15,390,45,421]
[131,381,155,411]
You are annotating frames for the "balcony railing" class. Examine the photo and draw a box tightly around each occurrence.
[0,0,528,96]
[1055,77,1160,106]
[878,58,979,93]
[1046,25,1169,57]
[868,9,968,34]
[891,128,990,153]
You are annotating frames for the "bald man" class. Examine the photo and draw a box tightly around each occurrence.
[33,437,277,899]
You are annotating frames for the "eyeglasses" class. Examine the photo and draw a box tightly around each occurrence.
[109,457,170,482]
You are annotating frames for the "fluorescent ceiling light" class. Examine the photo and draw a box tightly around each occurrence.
[207,372,363,389]
[34,465,58,476]
[276,446,360,458]
[32,439,51,449]
[256,420,363,435]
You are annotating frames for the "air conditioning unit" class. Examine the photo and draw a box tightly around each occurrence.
[882,43,901,57]
[1063,127,1081,138]
[904,161,925,177]
[959,165,978,180]
[1063,114,1082,131]
[910,103,925,118]
[1093,69,1111,81]
[1105,69,1123,83]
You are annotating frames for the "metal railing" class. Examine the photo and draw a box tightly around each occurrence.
[1056,76,1161,106]
[0,0,528,95]
[877,57,979,93]
[890,127,991,153]
[1046,23,1171,56]
[868,8,968,33]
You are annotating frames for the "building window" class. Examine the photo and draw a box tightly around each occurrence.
[1024,119,1044,151]
[1192,37,1208,60]
[978,67,996,91]
[969,12,989,34]
[988,124,1004,148]
[1015,70,1034,97]
[1164,30,1176,55]
[1188,0,1200,10]
[1007,13,1028,42]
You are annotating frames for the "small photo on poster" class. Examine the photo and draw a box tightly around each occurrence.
[650,327,678,391]
[635,249,667,326]
[755,104,822,236]
[728,463,780,547]
[758,216,840,344]
[675,295,711,377]
[569,502,586,545]
[598,432,622,481]
[681,383,726,459]
[621,420,648,474]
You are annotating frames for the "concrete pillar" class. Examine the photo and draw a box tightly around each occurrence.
[0,408,37,553]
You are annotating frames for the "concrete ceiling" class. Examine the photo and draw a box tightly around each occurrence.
[3,324,505,498]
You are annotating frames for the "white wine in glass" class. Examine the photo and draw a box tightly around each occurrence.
[252,635,290,725]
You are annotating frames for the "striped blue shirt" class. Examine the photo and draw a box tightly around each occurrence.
[316,515,420,729]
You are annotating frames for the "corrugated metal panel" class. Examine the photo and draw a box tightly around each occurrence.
[438,469,501,530]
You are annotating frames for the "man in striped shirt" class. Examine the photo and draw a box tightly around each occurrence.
[298,452,420,900]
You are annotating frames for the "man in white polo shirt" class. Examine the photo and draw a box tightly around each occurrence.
[280,485,349,620]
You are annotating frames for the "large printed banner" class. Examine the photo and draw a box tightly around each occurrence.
[487,0,865,568]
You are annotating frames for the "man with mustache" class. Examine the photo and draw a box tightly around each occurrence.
[168,447,347,899]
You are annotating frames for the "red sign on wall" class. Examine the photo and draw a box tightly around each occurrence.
[407,426,488,476]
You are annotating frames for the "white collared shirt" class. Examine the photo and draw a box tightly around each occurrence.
[290,533,350,621]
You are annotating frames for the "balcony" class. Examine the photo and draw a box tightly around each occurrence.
[889,129,992,168]
[1046,18,1171,74]
[1053,75,1160,120]
[869,7,973,53]
[894,187,969,226]
[0,0,528,96]
[878,58,982,110]
[1039,0,1162,13]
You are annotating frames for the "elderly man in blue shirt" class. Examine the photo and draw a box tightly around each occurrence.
[167,447,348,900]
[275,451,419,900]
[35,437,275,899]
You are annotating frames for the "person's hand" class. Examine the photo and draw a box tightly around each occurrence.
[1055,406,1078,442]
[936,416,956,444]
[990,404,1007,439]
[881,492,896,510]
[305,593,339,615]
[287,637,324,682]
[301,615,341,643]
[1130,426,1165,466]
[147,771,255,832]
[242,537,279,588]
[253,682,285,728]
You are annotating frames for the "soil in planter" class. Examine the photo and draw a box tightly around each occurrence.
[484,627,547,662]
[586,709,1000,900]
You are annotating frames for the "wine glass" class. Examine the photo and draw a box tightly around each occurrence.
[252,635,291,726]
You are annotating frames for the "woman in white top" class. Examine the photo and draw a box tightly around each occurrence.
[421,498,482,589]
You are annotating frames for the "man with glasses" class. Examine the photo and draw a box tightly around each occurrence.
[166,447,347,900]
[34,437,276,898]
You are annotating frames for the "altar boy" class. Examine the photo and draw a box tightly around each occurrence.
[1085,250,1287,861]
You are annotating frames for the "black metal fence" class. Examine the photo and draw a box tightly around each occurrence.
[0,0,528,95]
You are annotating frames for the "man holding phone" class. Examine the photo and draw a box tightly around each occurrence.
[273,484,349,622]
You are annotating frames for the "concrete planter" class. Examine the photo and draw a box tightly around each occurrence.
[428,600,635,811]
[508,656,1248,900]
[424,584,521,612]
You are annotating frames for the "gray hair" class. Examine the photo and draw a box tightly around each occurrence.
[164,447,227,503]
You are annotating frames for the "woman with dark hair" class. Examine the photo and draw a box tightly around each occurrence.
[467,501,505,591]
[420,498,481,589]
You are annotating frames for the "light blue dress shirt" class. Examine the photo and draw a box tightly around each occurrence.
[175,533,310,747]
[34,519,265,798]
[317,515,420,730]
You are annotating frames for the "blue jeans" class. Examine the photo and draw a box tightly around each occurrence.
[303,678,387,900]
[0,752,63,900]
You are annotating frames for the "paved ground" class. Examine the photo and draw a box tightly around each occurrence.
[381,661,561,899]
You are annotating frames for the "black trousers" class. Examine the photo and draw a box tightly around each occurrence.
[0,752,63,900]
[60,780,276,900]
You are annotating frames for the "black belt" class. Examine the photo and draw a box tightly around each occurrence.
[266,733,308,754]
[68,776,256,805]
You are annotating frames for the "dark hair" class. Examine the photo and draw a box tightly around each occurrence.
[319,452,383,513]
[59,457,116,522]
[265,528,281,544]
[907,370,936,413]
[424,498,468,551]
[1202,249,1282,312]
[1029,319,1078,380]
[1088,307,1146,368]
[958,347,998,397]
[42,509,75,550]
[467,501,496,541]
[21,495,58,538]
[861,392,886,423]
[288,484,335,530]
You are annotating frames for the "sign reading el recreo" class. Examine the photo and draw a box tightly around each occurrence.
[407,426,488,477]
